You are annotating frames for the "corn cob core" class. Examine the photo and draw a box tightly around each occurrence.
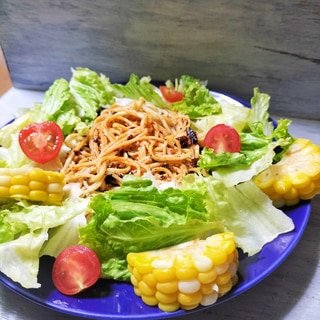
[127,232,239,312]
[254,138,320,207]
[0,167,65,203]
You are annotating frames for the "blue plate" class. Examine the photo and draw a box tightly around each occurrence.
[0,92,312,319]
[0,201,311,319]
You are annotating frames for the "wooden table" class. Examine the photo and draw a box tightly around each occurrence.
[0,47,12,96]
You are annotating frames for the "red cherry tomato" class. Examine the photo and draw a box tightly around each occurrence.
[18,121,64,164]
[52,245,101,295]
[203,124,241,154]
[159,86,184,103]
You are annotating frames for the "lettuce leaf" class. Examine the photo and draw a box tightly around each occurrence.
[0,231,48,288]
[43,68,116,135]
[0,196,90,288]
[181,174,295,256]
[244,87,273,135]
[113,73,167,108]
[197,88,295,184]
[165,75,221,118]
[113,74,221,119]
[0,68,116,167]
[192,96,250,133]
[69,67,116,121]
[79,175,223,281]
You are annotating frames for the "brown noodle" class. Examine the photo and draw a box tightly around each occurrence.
[61,98,199,196]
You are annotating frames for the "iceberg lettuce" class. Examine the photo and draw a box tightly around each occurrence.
[79,175,223,281]
[0,196,89,288]
[197,88,295,185]
[181,174,295,256]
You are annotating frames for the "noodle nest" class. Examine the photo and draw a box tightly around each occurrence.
[62,98,199,196]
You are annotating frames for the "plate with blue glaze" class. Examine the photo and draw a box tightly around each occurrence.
[0,92,312,319]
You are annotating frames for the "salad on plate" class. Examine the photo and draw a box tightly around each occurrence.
[0,68,319,313]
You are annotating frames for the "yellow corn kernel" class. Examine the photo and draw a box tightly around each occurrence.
[176,267,198,281]
[133,286,141,297]
[155,291,177,304]
[0,166,65,203]
[158,301,180,313]
[153,268,176,282]
[283,187,299,200]
[311,170,320,182]
[180,303,200,311]
[28,168,49,182]
[29,181,47,190]
[216,270,231,285]
[127,264,133,273]
[0,186,10,197]
[198,269,217,284]
[178,291,202,306]
[204,248,227,265]
[29,190,48,202]
[215,262,230,275]
[218,279,233,295]
[141,295,158,306]
[142,274,157,288]
[268,191,283,202]
[138,281,156,296]
[291,172,311,189]
[200,283,216,295]
[174,255,197,280]
[127,232,239,312]
[11,175,29,185]
[47,193,64,203]
[47,172,65,183]
[254,138,320,207]
[132,267,142,281]
[300,188,319,200]
[133,254,154,275]
[297,181,315,196]
[156,281,179,294]
[130,274,139,287]
[273,177,292,195]
[10,185,29,196]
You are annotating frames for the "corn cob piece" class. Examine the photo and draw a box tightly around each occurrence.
[254,138,320,207]
[127,232,239,312]
[0,167,65,203]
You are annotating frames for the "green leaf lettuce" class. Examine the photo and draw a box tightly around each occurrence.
[79,175,223,281]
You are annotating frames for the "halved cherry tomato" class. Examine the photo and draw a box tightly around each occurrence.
[52,245,101,295]
[203,124,241,154]
[159,86,184,103]
[18,121,64,164]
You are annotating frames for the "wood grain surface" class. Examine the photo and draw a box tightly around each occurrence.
[0,46,12,96]
[1,0,319,120]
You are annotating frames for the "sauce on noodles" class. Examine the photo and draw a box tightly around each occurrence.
[61,98,200,196]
